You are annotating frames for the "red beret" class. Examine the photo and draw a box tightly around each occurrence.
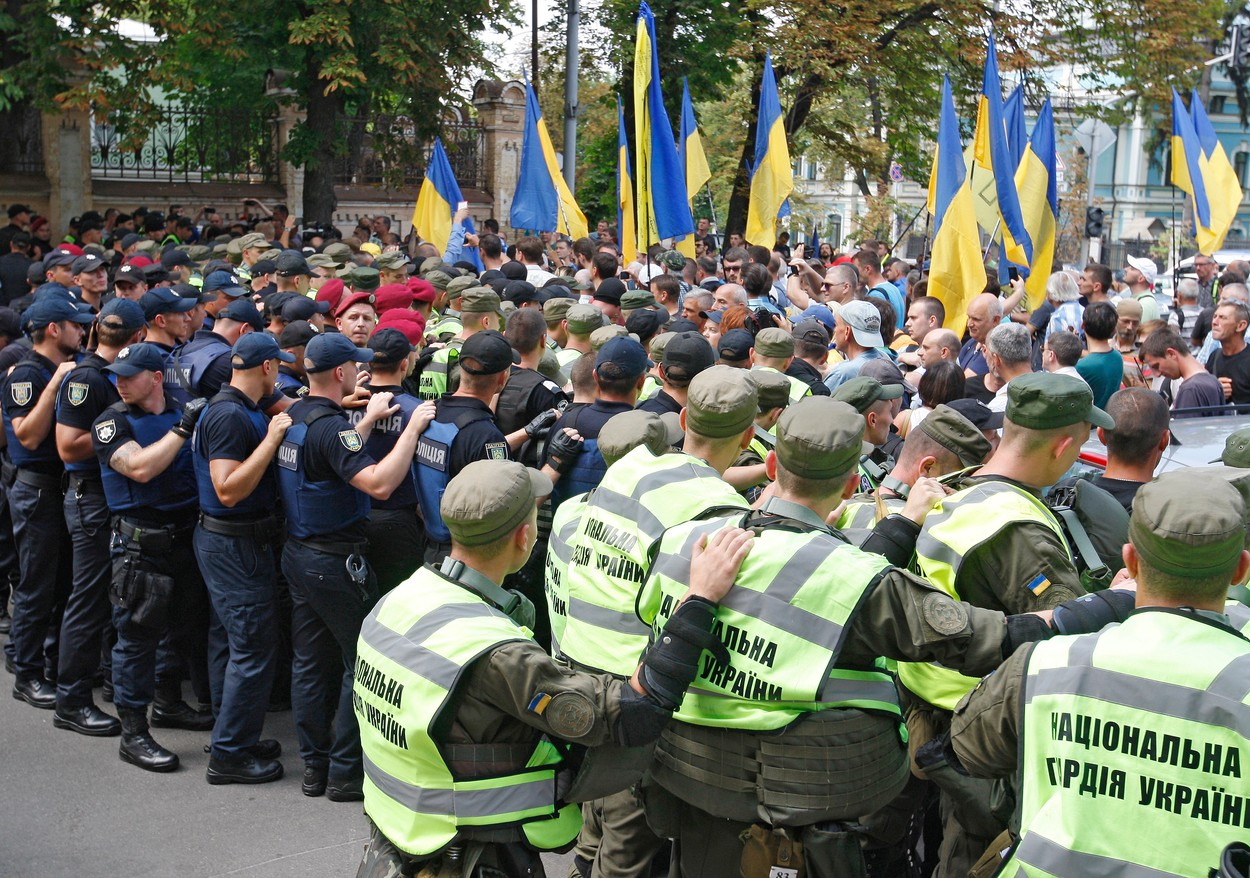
[315,278,345,311]
[376,307,426,345]
[334,289,377,318]
[373,283,414,314]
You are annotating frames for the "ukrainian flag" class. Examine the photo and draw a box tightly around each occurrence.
[412,138,479,268]
[1171,88,1211,238]
[1190,87,1243,255]
[745,51,793,248]
[675,77,711,258]
[928,76,985,339]
[633,2,693,251]
[973,35,1032,268]
[1014,99,1058,311]
[998,83,1029,284]
[617,97,638,265]
[509,77,588,239]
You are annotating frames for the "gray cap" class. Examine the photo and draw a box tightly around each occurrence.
[543,297,574,324]
[916,405,993,468]
[306,253,337,269]
[441,460,552,547]
[598,410,682,465]
[566,303,606,335]
[776,397,868,480]
[832,376,904,413]
[425,270,453,292]
[685,365,758,439]
[447,274,479,298]
[1129,470,1246,578]
[752,369,792,411]
[590,324,631,351]
[373,251,410,271]
[322,242,353,265]
[237,232,269,251]
[459,287,502,315]
[754,327,795,359]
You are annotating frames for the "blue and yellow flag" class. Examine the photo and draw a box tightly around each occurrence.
[973,35,1031,267]
[617,97,638,265]
[675,77,711,257]
[1171,88,1211,237]
[745,51,793,248]
[927,76,985,339]
[997,82,1028,284]
[412,137,479,268]
[634,2,693,251]
[1190,87,1243,255]
[510,77,588,239]
[1014,99,1058,310]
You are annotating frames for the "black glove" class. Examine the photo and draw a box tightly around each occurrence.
[639,596,727,711]
[546,429,584,475]
[524,408,559,439]
[171,397,208,439]
[1050,588,1135,636]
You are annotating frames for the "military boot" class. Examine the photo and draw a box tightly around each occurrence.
[151,685,214,731]
[117,706,179,773]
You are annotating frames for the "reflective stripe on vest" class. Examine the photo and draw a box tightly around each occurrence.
[640,514,899,730]
[1004,610,1250,878]
[355,567,580,856]
[638,375,661,401]
[556,348,583,370]
[899,481,1067,711]
[754,366,811,404]
[544,492,587,660]
[558,446,748,677]
[418,341,462,401]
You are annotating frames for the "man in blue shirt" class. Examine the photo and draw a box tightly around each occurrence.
[824,300,886,390]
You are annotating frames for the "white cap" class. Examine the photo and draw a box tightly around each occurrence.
[1126,255,1157,287]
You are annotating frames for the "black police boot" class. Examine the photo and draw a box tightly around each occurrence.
[53,703,121,737]
[150,696,214,731]
[302,763,328,797]
[206,752,284,785]
[326,775,364,802]
[117,707,179,773]
[101,678,114,703]
[12,675,56,709]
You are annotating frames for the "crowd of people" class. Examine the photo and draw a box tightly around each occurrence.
[0,198,1248,878]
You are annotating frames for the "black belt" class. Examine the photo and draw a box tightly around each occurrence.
[117,517,191,551]
[287,535,368,557]
[15,468,62,491]
[67,473,104,494]
[198,513,282,541]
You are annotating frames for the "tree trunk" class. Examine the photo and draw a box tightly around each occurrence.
[725,61,764,243]
[301,54,344,225]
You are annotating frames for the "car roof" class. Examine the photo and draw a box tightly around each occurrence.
[1080,413,1248,473]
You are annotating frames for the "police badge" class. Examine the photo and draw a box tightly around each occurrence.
[10,382,31,406]
[94,419,117,443]
[67,382,89,406]
[338,430,363,452]
[486,442,508,460]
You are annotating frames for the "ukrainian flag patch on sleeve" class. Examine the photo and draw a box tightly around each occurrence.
[1026,573,1051,595]
[527,693,552,715]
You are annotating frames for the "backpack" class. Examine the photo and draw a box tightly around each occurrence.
[1046,479,1130,592]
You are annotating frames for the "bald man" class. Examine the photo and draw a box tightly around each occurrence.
[958,293,1002,377]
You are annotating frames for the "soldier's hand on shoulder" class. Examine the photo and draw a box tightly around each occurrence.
[686,526,753,604]
[363,390,396,420]
[266,412,293,443]
[900,475,948,525]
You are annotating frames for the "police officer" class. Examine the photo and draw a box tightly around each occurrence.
[4,295,94,709]
[91,343,210,771]
[353,459,751,878]
[417,286,502,400]
[141,287,197,354]
[903,372,1112,876]
[278,332,434,802]
[274,320,316,399]
[638,396,1133,877]
[193,333,296,785]
[357,328,436,592]
[950,470,1250,877]
[174,298,286,409]
[831,376,904,494]
[52,298,144,734]
[200,269,252,329]
[497,308,567,460]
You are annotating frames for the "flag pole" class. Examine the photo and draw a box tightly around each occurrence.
[1170,184,1178,290]
[919,209,932,277]
[889,203,928,257]
[982,217,1002,262]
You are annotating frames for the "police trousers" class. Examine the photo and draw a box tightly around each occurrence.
[8,477,71,680]
[58,479,112,708]
[365,506,424,595]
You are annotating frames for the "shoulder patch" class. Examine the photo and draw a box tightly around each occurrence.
[10,381,32,406]
[921,592,969,636]
[543,691,595,739]
[338,429,363,452]
[67,382,89,406]
[485,442,508,461]
[94,419,117,444]
[1025,573,1052,596]
[542,380,562,394]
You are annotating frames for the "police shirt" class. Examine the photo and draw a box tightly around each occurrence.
[275,365,308,399]
[432,396,511,474]
[287,396,379,541]
[636,390,682,416]
[56,352,120,476]
[92,393,197,523]
[194,386,278,517]
[183,329,285,409]
[354,383,418,510]
[3,350,63,473]
[540,399,632,470]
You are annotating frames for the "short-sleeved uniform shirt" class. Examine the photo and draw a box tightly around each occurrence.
[287,396,379,541]
[92,394,197,522]
[433,396,511,476]
[195,385,278,516]
[56,353,120,476]
[541,400,633,471]
[3,350,63,473]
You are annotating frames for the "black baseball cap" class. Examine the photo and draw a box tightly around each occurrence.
[231,333,295,369]
[663,331,716,377]
[24,297,96,329]
[217,299,264,331]
[459,330,513,376]
[71,253,107,275]
[278,320,319,348]
[718,328,754,362]
[140,288,197,321]
[594,337,649,381]
[594,277,627,305]
[367,327,415,365]
[275,251,313,277]
[304,332,374,373]
[946,398,1005,431]
[113,263,148,288]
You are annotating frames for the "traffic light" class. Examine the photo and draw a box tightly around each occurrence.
[1084,207,1105,239]
[1235,24,1250,69]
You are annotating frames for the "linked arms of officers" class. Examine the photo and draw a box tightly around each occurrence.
[208,412,293,507]
[107,399,206,483]
[349,396,437,500]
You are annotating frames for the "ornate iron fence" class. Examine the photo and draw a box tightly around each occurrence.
[90,104,277,182]
[333,114,484,190]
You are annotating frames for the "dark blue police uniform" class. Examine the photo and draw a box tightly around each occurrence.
[277,395,378,796]
[193,386,283,762]
[274,366,308,399]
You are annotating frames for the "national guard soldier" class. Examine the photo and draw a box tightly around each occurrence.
[4,295,94,710]
[353,459,751,878]
[636,396,1133,877]
[424,272,472,343]
[950,470,1250,878]
[417,286,502,401]
[91,343,210,772]
[52,298,144,735]
[725,368,790,499]
[277,332,435,802]
[192,334,294,786]
[357,328,436,593]
[831,376,904,494]
[275,320,316,399]
[750,326,812,403]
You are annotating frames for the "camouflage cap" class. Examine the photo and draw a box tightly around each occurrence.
[373,251,411,272]
[237,232,269,251]
[322,242,353,265]
[621,289,659,311]
[1129,470,1246,578]
[1006,372,1114,430]
[752,369,792,411]
[917,405,993,468]
[459,286,502,314]
[566,303,606,335]
[754,327,795,359]
[1216,427,1250,468]
[776,397,869,480]
[425,270,453,292]
[341,266,381,292]
[543,297,574,324]
[599,410,682,465]
[657,250,687,272]
[590,324,632,351]
[685,365,758,439]
[306,253,337,269]
[446,274,479,299]
[441,460,552,547]
[831,376,904,413]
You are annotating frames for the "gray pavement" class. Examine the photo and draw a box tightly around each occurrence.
[0,681,571,876]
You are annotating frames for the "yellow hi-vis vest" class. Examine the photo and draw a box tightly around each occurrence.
[418,339,464,401]
[900,480,1068,711]
[1004,609,1250,878]
[558,446,747,677]
[354,566,581,857]
[752,365,812,404]
[638,512,901,730]
[544,491,588,660]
